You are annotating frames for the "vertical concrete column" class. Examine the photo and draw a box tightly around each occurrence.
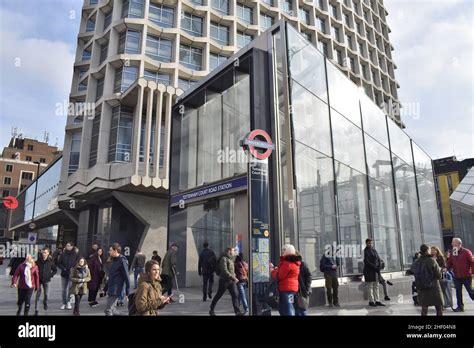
[143,82,156,184]
[161,87,174,188]
[131,79,147,185]
[153,84,166,187]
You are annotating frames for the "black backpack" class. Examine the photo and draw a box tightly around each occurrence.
[411,259,434,290]
[215,256,224,277]
[128,281,153,316]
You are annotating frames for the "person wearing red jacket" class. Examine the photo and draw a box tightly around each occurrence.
[11,254,40,316]
[270,244,301,316]
[445,238,474,312]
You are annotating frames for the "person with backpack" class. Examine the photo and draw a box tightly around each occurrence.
[445,237,473,312]
[209,247,244,316]
[161,243,179,300]
[131,260,171,316]
[234,253,249,314]
[104,243,130,316]
[198,242,217,302]
[151,250,162,266]
[295,252,312,316]
[34,247,57,315]
[270,244,301,316]
[363,238,385,307]
[410,244,444,316]
[69,257,91,316]
[57,242,80,310]
[320,246,341,308]
[131,249,147,290]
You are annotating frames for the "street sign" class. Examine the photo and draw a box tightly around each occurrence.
[242,129,275,160]
[29,222,36,230]
[28,232,37,243]
[2,196,18,210]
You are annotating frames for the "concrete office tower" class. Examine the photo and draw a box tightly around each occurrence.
[59,0,401,257]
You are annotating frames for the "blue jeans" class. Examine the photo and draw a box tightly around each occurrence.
[294,301,307,316]
[61,277,71,305]
[134,267,144,289]
[237,282,248,312]
[279,291,296,316]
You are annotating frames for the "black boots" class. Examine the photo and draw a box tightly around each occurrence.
[24,305,30,316]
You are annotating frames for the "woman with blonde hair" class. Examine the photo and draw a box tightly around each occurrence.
[11,254,39,316]
[431,246,446,269]
[69,257,91,315]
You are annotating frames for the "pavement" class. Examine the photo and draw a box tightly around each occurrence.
[1,263,473,316]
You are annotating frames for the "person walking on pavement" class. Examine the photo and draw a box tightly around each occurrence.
[445,238,473,312]
[57,242,79,310]
[87,247,105,307]
[161,243,179,300]
[209,247,244,316]
[198,242,217,301]
[134,260,171,316]
[151,250,162,266]
[87,244,99,259]
[295,252,312,316]
[104,243,130,316]
[69,257,91,316]
[363,238,385,307]
[320,246,341,308]
[234,253,249,314]
[410,244,444,316]
[11,254,40,316]
[131,249,147,290]
[34,247,57,315]
[270,244,301,316]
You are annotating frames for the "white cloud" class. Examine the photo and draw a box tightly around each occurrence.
[0,7,76,148]
[385,0,473,160]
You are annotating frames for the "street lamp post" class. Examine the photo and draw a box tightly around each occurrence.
[31,161,41,226]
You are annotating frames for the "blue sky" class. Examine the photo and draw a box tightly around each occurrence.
[0,0,472,160]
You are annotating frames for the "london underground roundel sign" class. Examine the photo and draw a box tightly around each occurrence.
[2,196,18,210]
[242,129,275,160]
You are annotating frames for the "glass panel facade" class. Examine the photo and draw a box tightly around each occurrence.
[210,22,230,46]
[114,66,139,93]
[211,0,230,15]
[287,26,327,102]
[146,35,172,62]
[295,142,336,277]
[181,12,203,36]
[327,61,361,126]
[68,132,81,174]
[179,44,202,71]
[89,111,101,167]
[412,142,441,247]
[118,30,142,54]
[209,53,228,70]
[149,3,174,28]
[109,105,134,162]
[172,74,250,193]
[237,3,253,24]
[143,69,171,85]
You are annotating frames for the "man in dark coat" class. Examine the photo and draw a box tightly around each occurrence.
[363,238,385,307]
[57,242,79,310]
[104,243,130,316]
[34,247,57,314]
[198,242,217,301]
[320,247,341,307]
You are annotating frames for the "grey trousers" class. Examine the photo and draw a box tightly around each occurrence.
[104,296,119,316]
[35,282,50,309]
[367,281,380,303]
